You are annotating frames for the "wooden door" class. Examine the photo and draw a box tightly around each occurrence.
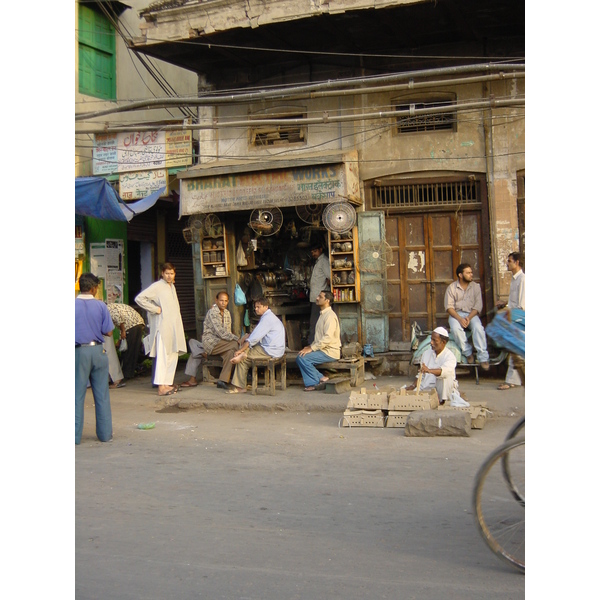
[386,211,484,346]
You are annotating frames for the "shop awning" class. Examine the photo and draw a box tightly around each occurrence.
[75,177,165,222]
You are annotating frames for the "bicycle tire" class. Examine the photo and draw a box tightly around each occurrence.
[473,435,525,573]
[502,416,525,504]
[505,416,525,441]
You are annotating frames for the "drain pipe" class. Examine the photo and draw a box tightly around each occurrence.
[482,81,499,308]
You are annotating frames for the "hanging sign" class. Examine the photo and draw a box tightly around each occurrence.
[119,169,169,200]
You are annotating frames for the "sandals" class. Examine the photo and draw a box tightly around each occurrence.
[179,381,198,388]
[304,386,316,392]
[497,383,516,390]
[158,385,179,397]
[226,387,247,394]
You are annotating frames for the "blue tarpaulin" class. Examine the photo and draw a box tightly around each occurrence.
[75,177,165,222]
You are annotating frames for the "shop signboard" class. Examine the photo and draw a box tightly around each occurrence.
[119,169,169,200]
[93,131,192,175]
[180,164,348,214]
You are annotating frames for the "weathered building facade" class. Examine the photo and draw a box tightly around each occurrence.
[113,0,525,352]
[75,0,199,326]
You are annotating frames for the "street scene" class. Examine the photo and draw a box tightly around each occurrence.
[73,1,535,598]
[76,371,525,600]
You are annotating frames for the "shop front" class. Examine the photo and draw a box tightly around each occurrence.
[177,151,387,351]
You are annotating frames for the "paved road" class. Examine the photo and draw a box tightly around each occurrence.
[76,373,525,599]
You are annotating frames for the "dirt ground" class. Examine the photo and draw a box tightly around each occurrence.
[75,369,526,599]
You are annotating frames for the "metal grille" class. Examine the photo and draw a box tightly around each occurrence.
[396,101,455,133]
[369,181,480,210]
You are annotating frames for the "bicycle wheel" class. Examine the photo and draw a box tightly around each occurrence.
[502,417,525,504]
[473,436,525,572]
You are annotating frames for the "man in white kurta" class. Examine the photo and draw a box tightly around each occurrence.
[407,326,457,404]
[135,263,187,396]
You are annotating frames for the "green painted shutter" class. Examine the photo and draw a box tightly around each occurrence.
[78,5,116,100]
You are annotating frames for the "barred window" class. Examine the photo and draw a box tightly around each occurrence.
[250,113,307,147]
[368,180,480,210]
[394,95,457,134]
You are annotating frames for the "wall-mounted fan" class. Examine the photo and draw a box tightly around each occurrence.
[322,201,357,234]
[296,203,324,226]
[183,214,205,244]
[249,207,283,236]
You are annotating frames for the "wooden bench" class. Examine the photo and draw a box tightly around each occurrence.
[249,355,287,396]
[319,356,365,387]
[201,355,225,383]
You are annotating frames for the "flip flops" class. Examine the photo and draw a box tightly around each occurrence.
[179,381,198,388]
[158,385,179,397]
[304,386,316,392]
[497,383,516,390]
[226,387,247,394]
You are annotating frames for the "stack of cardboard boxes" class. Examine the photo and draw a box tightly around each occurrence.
[340,386,488,429]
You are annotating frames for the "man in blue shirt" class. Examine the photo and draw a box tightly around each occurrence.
[75,273,114,445]
[226,297,285,394]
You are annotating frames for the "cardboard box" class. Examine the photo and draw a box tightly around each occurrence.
[347,389,389,410]
[388,388,439,411]
[340,409,386,428]
[385,411,412,428]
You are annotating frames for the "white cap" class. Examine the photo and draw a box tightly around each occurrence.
[433,326,449,338]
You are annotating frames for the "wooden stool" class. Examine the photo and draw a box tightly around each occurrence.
[250,355,287,396]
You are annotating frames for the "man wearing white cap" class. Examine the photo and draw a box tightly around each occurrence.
[407,327,458,404]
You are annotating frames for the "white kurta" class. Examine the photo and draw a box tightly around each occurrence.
[419,346,457,402]
[135,279,187,358]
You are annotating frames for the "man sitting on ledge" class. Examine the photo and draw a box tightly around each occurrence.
[296,291,341,392]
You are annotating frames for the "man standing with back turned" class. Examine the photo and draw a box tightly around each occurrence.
[444,263,489,370]
[75,273,114,445]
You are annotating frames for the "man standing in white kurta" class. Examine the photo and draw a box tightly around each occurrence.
[135,263,187,396]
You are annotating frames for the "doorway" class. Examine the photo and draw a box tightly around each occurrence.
[386,211,485,347]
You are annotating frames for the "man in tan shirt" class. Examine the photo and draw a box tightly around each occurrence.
[296,291,341,391]
[444,263,489,369]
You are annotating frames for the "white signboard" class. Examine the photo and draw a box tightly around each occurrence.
[92,134,118,175]
[93,131,192,175]
[119,169,168,200]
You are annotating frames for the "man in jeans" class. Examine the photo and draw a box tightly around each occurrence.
[444,263,489,370]
[296,291,341,391]
[75,273,114,445]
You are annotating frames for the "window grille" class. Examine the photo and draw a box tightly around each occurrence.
[369,180,480,210]
[395,98,456,133]
[250,114,306,147]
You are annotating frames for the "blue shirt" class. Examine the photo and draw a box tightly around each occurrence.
[75,295,114,345]
[247,309,285,358]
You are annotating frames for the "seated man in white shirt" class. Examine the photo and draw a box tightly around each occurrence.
[226,297,286,394]
[407,327,457,405]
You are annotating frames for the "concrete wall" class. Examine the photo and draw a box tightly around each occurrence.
[192,76,525,302]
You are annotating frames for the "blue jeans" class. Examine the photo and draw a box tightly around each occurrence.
[448,312,489,363]
[75,345,112,444]
[296,350,333,387]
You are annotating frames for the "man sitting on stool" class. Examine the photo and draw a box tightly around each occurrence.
[407,327,458,405]
[444,263,489,370]
[226,297,286,394]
